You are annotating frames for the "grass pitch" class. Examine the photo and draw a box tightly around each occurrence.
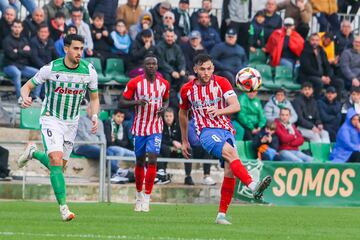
[0,201,358,240]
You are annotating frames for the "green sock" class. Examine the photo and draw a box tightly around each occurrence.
[33,151,50,170]
[50,166,66,206]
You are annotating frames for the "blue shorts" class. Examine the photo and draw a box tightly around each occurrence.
[199,128,236,168]
[134,134,162,157]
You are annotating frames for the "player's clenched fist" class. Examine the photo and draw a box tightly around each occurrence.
[19,96,32,108]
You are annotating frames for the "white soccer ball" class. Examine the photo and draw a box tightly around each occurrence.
[235,67,262,92]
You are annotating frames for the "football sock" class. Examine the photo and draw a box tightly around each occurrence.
[218,177,236,214]
[135,165,145,192]
[50,166,66,206]
[33,151,50,170]
[144,163,157,195]
[230,159,253,186]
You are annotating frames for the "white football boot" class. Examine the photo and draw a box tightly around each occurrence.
[60,205,75,221]
[134,191,144,212]
[17,142,37,168]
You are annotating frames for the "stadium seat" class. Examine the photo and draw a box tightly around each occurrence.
[99,110,109,121]
[20,106,41,130]
[232,120,244,141]
[299,141,310,151]
[236,141,248,160]
[310,143,331,162]
[0,53,5,78]
[255,64,276,90]
[245,141,258,159]
[249,49,267,65]
[85,57,107,83]
[274,66,301,91]
[104,58,130,84]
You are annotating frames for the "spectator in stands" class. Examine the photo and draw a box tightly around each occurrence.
[191,0,219,32]
[173,0,191,42]
[153,11,181,43]
[236,91,267,141]
[249,10,266,53]
[293,82,330,143]
[335,20,353,57]
[263,0,282,42]
[110,19,131,60]
[54,24,77,57]
[43,0,70,22]
[49,11,66,41]
[103,109,135,176]
[0,0,36,16]
[150,1,171,29]
[3,20,41,101]
[252,121,280,161]
[330,108,360,163]
[310,0,339,32]
[87,0,118,31]
[128,12,153,41]
[341,86,360,121]
[275,108,313,162]
[30,23,58,69]
[116,0,143,29]
[65,0,90,25]
[339,35,360,90]
[210,28,248,86]
[299,33,343,99]
[264,88,298,124]
[195,9,221,52]
[319,32,337,65]
[338,0,360,22]
[317,86,342,142]
[67,7,93,57]
[264,17,304,69]
[22,8,45,40]
[0,146,10,181]
[0,7,16,49]
[277,0,313,39]
[91,12,114,68]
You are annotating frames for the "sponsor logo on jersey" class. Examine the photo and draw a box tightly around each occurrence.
[54,86,85,95]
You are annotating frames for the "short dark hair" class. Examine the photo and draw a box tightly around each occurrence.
[310,32,319,38]
[144,53,157,61]
[71,7,82,14]
[350,86,360,93]
[37,23,48,31]
[113,109,126,115]
[301,81,313,89]
[198,8,209,15]
[165,107,174,114]
[274,88,285,94]
[92,12,104,20]
[66,24,78,34]
[193,53,213,66]
[140,29,152,38]
[265,121,277,131]
[116,19,126,25]
[12,19,22,27]
[64,34,84,46]
[322,32,334,40]
[55,11,66,19]
[280,107,291,114]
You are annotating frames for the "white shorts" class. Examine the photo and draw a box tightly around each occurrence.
[40,116,78,160]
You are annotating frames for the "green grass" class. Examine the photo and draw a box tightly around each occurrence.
[0,201,359,240]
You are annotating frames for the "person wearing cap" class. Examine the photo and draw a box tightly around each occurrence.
[149,1,171,29]
[292,82,330,143]
[128,11,153,41]
[22,7,46,40]
[195,9,220,52]
[210,28,247,85]
[116,0,143,29]
[191,0,219,32]
[173,0,191,41]
[264,17,304,69]
[339,35,360,90]
[299,33,344,99]
[49,11,66,41]
[263,0,282,42]
[264,88,298,124]
[249,10,266,52]
[153,10,181,43]
[341,86,360,122]
[65,0,90,25]
[87,0,118,30]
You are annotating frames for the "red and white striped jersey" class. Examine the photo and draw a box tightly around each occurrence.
[123,75,170,136]
[179,75,236,135]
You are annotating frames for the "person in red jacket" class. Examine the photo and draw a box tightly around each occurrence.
[264,17,304,69]
[275,108,313,162]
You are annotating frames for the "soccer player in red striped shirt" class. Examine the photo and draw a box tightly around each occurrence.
[179,54,272,225]
[120,55,170,212]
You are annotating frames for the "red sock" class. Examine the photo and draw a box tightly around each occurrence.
[135,165,145,192]
[219,177,236,214]
[230,159,253,186]
[144,164,157,195]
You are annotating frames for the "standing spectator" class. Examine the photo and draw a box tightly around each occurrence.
[335,20,354,57]
[341,86,360,120]
[0,0,36,16]
[22,7,45,40]
[339,35,360,90]
[275,108,313,162]
[110,19,131,59]
[153,11,181,43]
[49,11,66,41]
[173,0,191,42]
[338,0,360,22]
[43,0,70,22]
[191,0,219,32]
[293,82,330,143]
[87,0,118,31]
[3,20,40,101]
[150,1,171,29]
[195,9,221,52]
[263,0,282,42]
[236,91,267,141]
[116,0,143,29]
[264,88,298,124]
[249,10,266,52]
[317,86,342,142]
[0,146,11,181]
[330,108,360,163]
[310,0,339,32]
[210,28,248,86]
[277,0,313,39]
[65,0,90,25]
[0,7,16,49]
[299,33,343,98]
[128,12,153,41]
[54,24,78,57]
[252,121,280,161]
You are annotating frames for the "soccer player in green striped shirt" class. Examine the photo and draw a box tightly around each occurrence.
[17,34,100,221]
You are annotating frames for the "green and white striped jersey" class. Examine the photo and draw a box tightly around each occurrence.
[31,58,98,121]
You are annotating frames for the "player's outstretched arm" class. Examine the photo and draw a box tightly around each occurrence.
[179,108,191,159]
[19,80,36,108]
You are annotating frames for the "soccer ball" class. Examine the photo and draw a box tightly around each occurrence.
[235,67,262,92]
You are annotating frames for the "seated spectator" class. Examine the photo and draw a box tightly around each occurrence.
[54,24,78,57]
[3,20,41,101]
[310,0,339,33]
[43,0,70,22]
[264,88,298,124]
[339,35,360,90]
[0,7,16,49]
[191,0,219,32]
[277,0,312,39]
[249,10,266,53]
[153,11,181,43]
[0,0,36,16]
[0,146,11,181]
[87,0,118,30]
[319,32,337,65]
[275,108,313,162]
[128,12,153,41]
[330,108,360,163]
[264,17,304,69]
[65,0,90,25]
[195,9,221,52]
[236,91,267,141]
[30,23,58,69]
[110,19,131,59]
[91,12,114,68]
[103,109,135,176]
[173,0,191,42]
[116,0,143,29]
[49,11,66,41]
[263,0,282,42]
[210,28,248,85]
[341,86,360,121]
[293,82,330,143]
[252,121,280,161]
[299,33,343,98]
[335,20,353,57]
[317,86,342,142]
[149,1,171,29]
[22,8,45,40]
